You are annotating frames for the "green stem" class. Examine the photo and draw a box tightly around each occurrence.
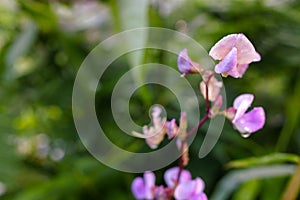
[281,163,300,200]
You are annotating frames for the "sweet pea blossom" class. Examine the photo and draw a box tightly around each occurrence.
[131,171,156,199]
[164,167,207,200]
[178,49,202,76]
[209,33,261,78]
[164,167,192,188]
[231,94,266,136]
[132,106,168,149]
[174,178,207,200]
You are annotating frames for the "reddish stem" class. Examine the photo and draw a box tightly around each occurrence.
[169,81,211,199]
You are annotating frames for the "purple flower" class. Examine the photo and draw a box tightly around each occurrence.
[231,94,266,136]
[209,33,261,78]
[164,167,207,200]
[174,178,207,200]
[167,119,179,139]
[178,49,202,76]
[131,171,155,199]
[164,167,191,188]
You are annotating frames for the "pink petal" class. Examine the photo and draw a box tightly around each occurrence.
[164,167,191,187]
[213,95,223,109]
[131,177,146,199]
[235,34,261,64]
[193,177,205,195]
[224,107,236,121]
[226,65,240,78]
[144,171,155,199]
[192,193,208,200]
[200,77,223,102]
[233,94,254,123]
[215,47,237,74]
[232,64,249,78]
[174,180,196,199]
[154,185,167,199]
[178,49,190,73]
[209,34,238,60]
[167,119,178,139]
[177,49,201,74]
[233,107,266,134]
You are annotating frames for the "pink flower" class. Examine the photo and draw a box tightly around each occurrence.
[174,178,207,200]
[164,167,207,200]
[209,33,261,78]
[164,167,191,187]
[210,95,223,117]
[142,106,167,149]
[178,49,202,76]
[131,171,155,199]
[167,119,179,139]
[231,94,266,136]
[200,72,223,102]
[167,112,187,141]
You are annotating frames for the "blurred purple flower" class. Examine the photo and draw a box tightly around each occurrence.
[164,167,191,188]
[178,49,202,76]
[209,33,261,78]
[231,94,266,136]
[174,177,207,200]
[131,171,155,199]
[164,167,207,200]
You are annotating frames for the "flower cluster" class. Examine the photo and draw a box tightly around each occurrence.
[132,167,207,200]
[178,33,265,137]
[131,33,266,200]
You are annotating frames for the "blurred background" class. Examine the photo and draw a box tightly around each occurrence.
[0,0,300,199]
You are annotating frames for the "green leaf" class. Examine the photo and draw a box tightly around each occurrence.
[226,153,300,169]
[210,164,296,200]
[232,179,261,200]
[5,21,38,79]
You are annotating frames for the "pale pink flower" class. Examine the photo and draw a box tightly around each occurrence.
[200,75,223,102]
[131,171,155,199]
[209,33,261,78]
[174,178,207,200]
[142,106,167,149]
[231,94,266,135]
[164,167,192,188]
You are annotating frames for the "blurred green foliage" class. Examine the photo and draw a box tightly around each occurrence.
[0,0,299,199]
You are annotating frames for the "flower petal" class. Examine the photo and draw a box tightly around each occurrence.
[191,193,208,200]
[174,180,195,200]
[154,185,167,199]
[167,119,178,139]
[177,49,201,74]
[131,177,146,199]
[144,171,155,199]
[235,34,261,64]
[200,76,223,102]
[209,34,238,60]
[234,107,266,134]
[227,64,249,78]
[215,47,237,74]
[164,167,191,187]
[193,177,205,195]
[178,49,191,74]
[233,94,254,123]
